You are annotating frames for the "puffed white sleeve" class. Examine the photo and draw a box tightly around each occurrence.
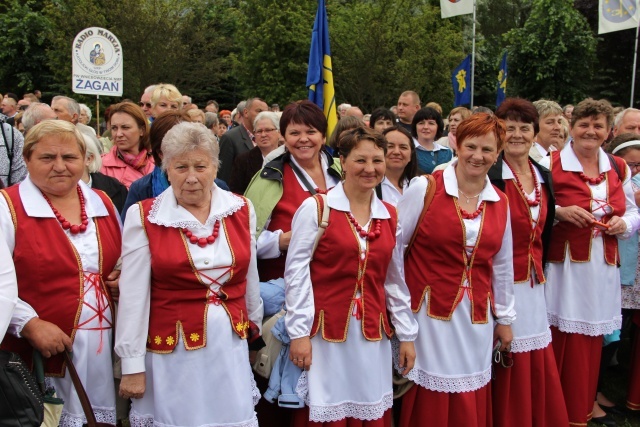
[245,200,263,330]
[115,203,152,375]
[256,220,283,259]
[492,210,516,325]
[0,228,17,341]
[0,195,37,338]
[384,218,418,342]
[397,175,430,250]
[284,197,318,340]
[620,164,640,239]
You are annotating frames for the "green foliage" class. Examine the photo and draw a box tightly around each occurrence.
[0,0,55,92]
[235,0,317,106]
[505,0,597,103]
[330,0,464,112]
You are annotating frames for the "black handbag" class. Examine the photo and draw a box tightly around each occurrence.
[0,350,45,427]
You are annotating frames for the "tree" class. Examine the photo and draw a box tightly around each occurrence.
[235,0,317,106]
[0,0,55,93]
[504,0,596,103]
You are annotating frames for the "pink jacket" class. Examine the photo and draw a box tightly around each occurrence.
[100,146,155,189]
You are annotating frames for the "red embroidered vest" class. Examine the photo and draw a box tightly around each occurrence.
[548,151,626,266]
[309,195,396,341]
[140,196,252,353]
[405,171,508,323]
[258,163,315,281]
[504,178,549,284]
[0,186,121,376]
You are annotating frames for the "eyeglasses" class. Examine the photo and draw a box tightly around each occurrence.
[627,162,640,170]
[18,105,29,111]
[254,128,277,136]
[138,102,152,108]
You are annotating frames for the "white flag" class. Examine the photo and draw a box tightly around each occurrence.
[599,0,640,34]
[441,0,473,19]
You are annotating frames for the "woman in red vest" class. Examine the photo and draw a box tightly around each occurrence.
[245,100,342,283]
[397,113,515,427]
[537,98,640,426]
[489,98,569,426]
[0,120,122,426]
[116,122,263,427]
[286,126,417,427]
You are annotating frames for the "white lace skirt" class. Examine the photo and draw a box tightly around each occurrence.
[510,279,551,353]
[130,303,259,427]
[295,313,393,423]
[407,295,493,393]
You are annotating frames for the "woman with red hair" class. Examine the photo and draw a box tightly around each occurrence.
[398,113,515,427]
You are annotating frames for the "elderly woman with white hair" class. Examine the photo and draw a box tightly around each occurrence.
[116,122,263,427]
[229,111,281,194]
[78,129,128,213]
[79,103,92,126]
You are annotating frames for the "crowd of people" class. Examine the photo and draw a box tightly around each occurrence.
[2,84,640,427]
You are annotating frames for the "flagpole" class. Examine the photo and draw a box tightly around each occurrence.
[470,0,476,109]
[631,19,640,107]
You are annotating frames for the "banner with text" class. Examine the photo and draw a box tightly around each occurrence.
[72,27,123,96]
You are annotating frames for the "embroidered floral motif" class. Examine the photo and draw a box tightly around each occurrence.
[190,332,200,342]
[154,336,162,345]
[235,321,250,333]
[166,336,175,346]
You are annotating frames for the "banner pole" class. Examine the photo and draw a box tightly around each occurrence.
[470,0,476,109]
[96,95,100,137]
[631,21,640,107]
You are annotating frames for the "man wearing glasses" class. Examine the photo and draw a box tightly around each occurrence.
[138,84,156,121]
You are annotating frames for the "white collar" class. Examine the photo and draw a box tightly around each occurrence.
[413,138,446,152]
[327,181,391,219]
[19,176,109,218]
[148,184,245,229]
[443,159,501,202]
[533,142,548,156]
[289,154,338,188]
[559,143,611,173]
[501,159,545,183]
[381,176,409,191]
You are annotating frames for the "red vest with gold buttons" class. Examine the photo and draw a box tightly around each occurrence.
[140,196,252,353]
[258,163,313,281]
[405,171,508,323]
[504,178,549,284]
[0,185,121,376]
[309,195,396,341]
[548,151,626,266]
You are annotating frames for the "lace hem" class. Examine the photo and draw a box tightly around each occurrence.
[148,190,245,229]
[511,329,552,353]
[60,408,115,427]
[547,313,622,336]
[406,367,491,393]
[129,410,259,427]
[295,372,391,422]
[307,393,392,422]
[249,364,261,406]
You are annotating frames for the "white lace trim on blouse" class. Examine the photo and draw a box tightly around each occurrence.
[510,329,552,353]
[406,366,491,393]
[148,186,245,229]
[129,411,259,427]
[548,313,622,337]
[295,372,392,422]
[59,408,115,427]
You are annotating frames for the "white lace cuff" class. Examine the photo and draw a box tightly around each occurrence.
[547,313,622,336]
[510,329,552,353]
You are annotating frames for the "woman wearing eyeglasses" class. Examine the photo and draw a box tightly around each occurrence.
[229,112,281,194]
[489,98,568,427]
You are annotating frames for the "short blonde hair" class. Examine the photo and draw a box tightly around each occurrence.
[150,83,182,107]
[23,120,86,160]
[187,109,205,123]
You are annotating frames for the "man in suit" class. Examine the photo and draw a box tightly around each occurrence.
[217,97,269,183]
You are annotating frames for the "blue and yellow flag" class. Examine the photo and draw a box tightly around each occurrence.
[451,55,471,107]
[307,0,337,138]
[496,52,508,108]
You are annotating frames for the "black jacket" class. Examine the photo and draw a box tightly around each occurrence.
[90,172,128,214]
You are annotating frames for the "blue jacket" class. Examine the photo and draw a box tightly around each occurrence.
[261,278,285,317]
[619,174,640,286]
[263,316,304,408]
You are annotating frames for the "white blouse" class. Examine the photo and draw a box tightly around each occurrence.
[115,185,263,374]
[380,176,409,207]
[0,228,17,340]
[256,155,340,260]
